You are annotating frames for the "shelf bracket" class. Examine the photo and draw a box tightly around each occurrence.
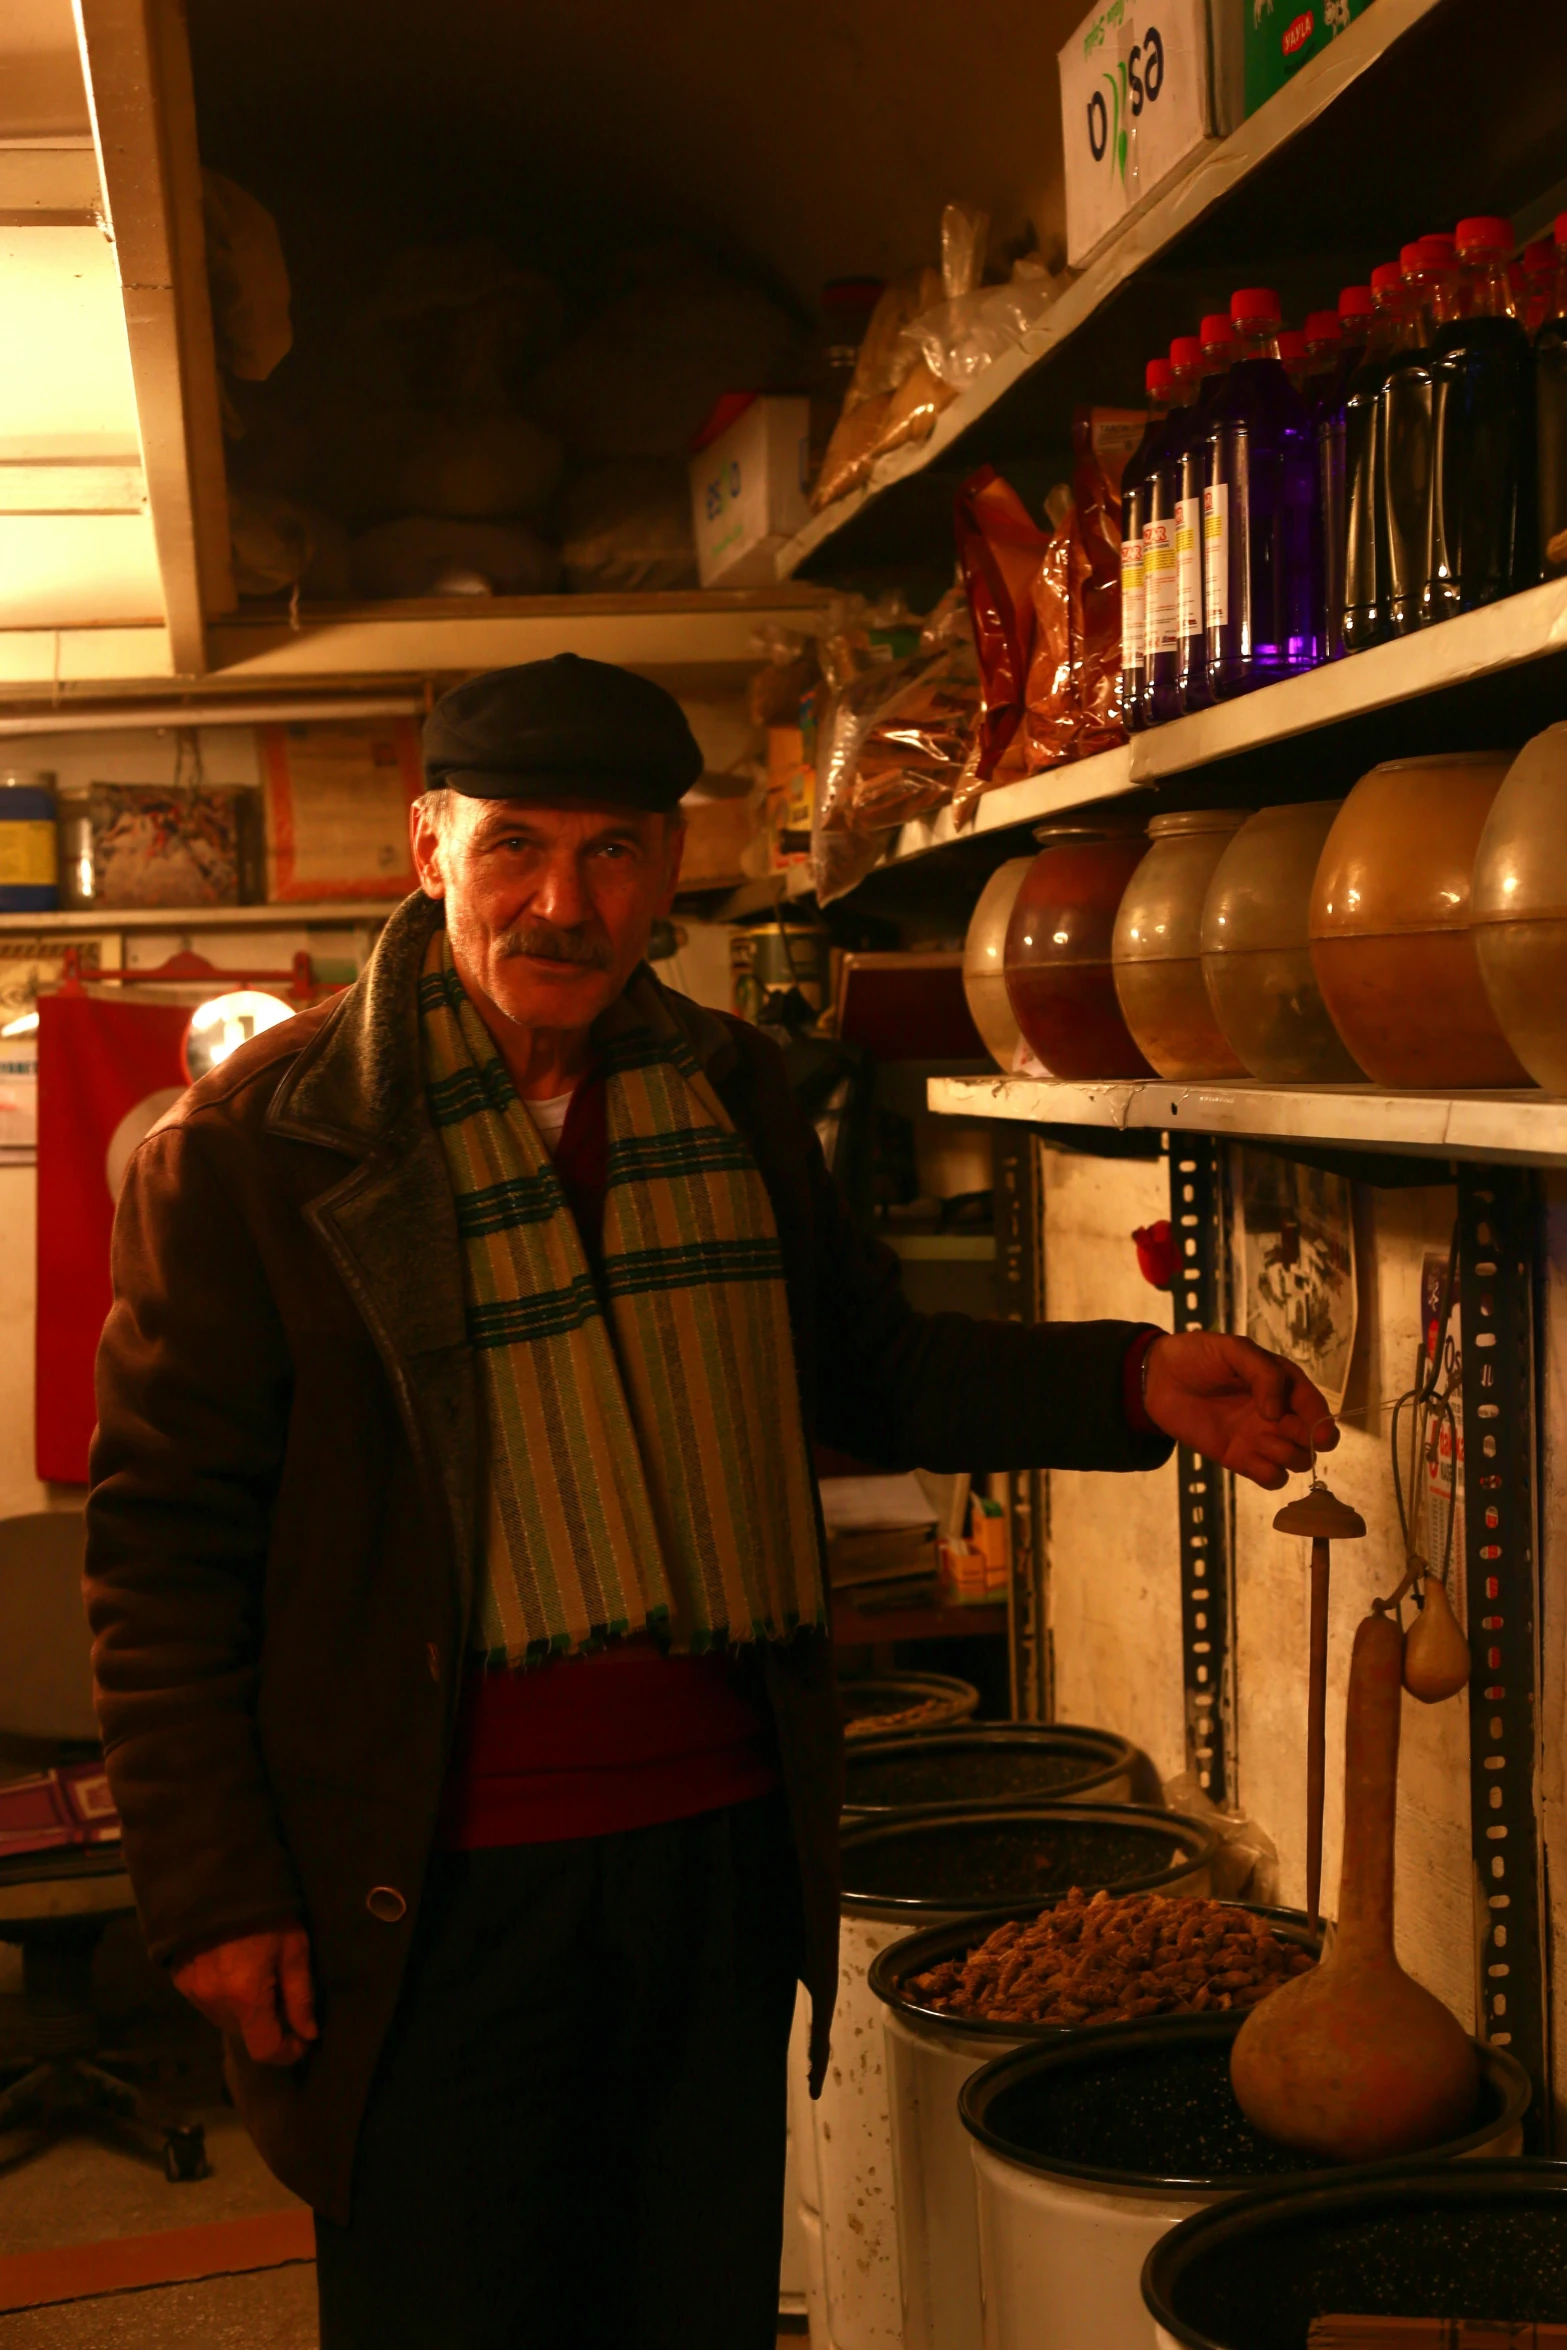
[994,1126,1049,1722]
[1457,1166,1551,2147]
[1170,1136,1237,1805]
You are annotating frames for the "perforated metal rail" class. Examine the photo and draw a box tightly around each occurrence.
[1170,1136,1236,1806]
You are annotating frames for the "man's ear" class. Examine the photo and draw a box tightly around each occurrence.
[410,801,447,899]
[656,813,687,914]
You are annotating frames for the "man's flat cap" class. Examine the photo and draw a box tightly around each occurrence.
[422,654,703,812]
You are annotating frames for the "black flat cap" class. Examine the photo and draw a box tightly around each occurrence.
[423,654,703,812]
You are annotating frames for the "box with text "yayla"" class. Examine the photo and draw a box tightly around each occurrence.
[689,396,811,587]
[1058,0,1243,269]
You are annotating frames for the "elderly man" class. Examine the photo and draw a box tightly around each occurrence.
[87,657,1330,2350]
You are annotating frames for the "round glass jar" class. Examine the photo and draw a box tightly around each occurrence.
[1111,809,1251,1079]
[1308,753,1532,1089]
[1472,723,1567,1090]
[1003,827,1154,1081]
[963,857,1033,1073]
[1200,800,1366,1082]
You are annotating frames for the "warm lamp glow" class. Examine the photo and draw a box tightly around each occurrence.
[183,991,293,1082]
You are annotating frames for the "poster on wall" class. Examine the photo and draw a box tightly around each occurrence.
[36,995,192,1484]
[1237,1153,1358,1419]
[259,719,423,902]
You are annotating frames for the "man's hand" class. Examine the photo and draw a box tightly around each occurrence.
[1143,1331,1337,1491]
[172,1925,318,2066]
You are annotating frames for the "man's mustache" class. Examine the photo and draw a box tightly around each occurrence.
[494,919,615,971]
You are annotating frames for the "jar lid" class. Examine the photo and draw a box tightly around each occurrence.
[1147,808,1251,839]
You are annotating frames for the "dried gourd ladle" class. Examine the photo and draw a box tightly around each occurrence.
[1272,1440,1365,1936]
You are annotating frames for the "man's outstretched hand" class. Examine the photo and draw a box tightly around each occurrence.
[1143,1331,1337,1490]
[173,1925,318,2066]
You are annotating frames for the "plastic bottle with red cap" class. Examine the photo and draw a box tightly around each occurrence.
[1342,262,1422,650]
[1121,359,1173,730]
[1516,237,1558,339]
[1536,213,1567,576]
[1202,288,1319,698]
[1139,339,1204,726]
[1171,315,1237,714]
[1427,215,1535,613]
[1376,235,1465,636]
[1297,313,1346,661]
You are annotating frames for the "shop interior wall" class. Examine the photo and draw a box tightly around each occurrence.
[1039,1143,1567,2113]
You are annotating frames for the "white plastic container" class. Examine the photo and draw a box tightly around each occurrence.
[809,1804,1217,2350]
[963,2017,1531,2350]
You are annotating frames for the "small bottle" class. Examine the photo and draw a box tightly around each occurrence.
[1535,213,1567,577]
[1177,315,1235,714]
[1204,287,1320,700]
[1432,215,1536,613]
[1517,237,1558,339]
[1277,329,1310,397]
[1140,339,1202,727]
[1121,358,1173,733]
[1379,235,1461,637]
[0,771,59,914]
[1343,263,1420,652]
[1336,285,1376,377]
[1303,312,1346,661]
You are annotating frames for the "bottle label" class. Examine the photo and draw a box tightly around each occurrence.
[1176,495,1204,641]
[1120,536,1145,675]
[1203,483,1229,631]
[1144,516,1177,657]
[0,821,57,889]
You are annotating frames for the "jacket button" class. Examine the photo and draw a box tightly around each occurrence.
[366,1885,407,1924]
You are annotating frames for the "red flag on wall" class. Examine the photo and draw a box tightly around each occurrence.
[36,996,192,1484]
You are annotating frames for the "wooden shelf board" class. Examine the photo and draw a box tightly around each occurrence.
[832,1598,1008,1645]
[0,900,402,935]
[928,1074,1567,1171]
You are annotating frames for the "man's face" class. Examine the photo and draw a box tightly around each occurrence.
[411,794,685,1039]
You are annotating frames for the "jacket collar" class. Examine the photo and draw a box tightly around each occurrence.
[267,890,739,1161]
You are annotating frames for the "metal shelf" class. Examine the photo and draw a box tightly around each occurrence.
[927,1074,1567,1171]
[878,578,1567,873]
[0,900,402,934]
[777,0,1445,581]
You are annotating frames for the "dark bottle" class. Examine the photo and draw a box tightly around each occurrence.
[1343,263,1421,652]
[1518,235,1557,338]
[1203,287,1320,700]
[1536,213,1567,578]
[1139,339,1201,727]
[1121,358,1172,733]
[1278,329,1310,397]
[1302,311,1346,660]
[1176,315,1236,714]
[1430,215,1536,616]
[1336,285,1376,376]
[1379,235,1459,638]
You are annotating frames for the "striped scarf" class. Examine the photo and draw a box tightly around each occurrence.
[420,929,824,1665]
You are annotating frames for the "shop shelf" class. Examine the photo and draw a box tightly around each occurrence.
[777,0,1448,582]
[831,1595,1007,1646]
[0,900,402,935]
[927,1073,1567,1172]
[872,575,1567,876]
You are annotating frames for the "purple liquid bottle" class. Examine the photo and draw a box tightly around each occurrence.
[1120,357,1172,735]
[1139,339,1202,727]
[1203,288,1321,700]
[1177,315,1237,714]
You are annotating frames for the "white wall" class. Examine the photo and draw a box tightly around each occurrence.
[1040,1145,1485,2035]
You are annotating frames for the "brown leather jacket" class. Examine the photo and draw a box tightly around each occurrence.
[85,891,1166,2218]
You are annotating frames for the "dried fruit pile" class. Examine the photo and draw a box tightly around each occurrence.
[842,1694,954,1739]
[906,1888,1315,2027]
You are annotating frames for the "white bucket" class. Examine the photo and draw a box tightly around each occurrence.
[965,2022,1531,2350]
[810,1804,1218,2350]
[885,2005,1025,2350]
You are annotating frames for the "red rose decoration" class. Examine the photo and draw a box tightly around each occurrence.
[1133,1219,1175,1292]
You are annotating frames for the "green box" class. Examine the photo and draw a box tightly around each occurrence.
[1243,0,1373,118]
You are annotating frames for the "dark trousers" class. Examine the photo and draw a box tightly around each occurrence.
[314,1793,802,2350]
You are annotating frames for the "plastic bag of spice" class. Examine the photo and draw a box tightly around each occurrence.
[808,592,944,901]
[848,589,979,831]
[954,465,1052,795]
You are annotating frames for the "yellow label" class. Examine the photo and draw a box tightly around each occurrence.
[0,821,57,888]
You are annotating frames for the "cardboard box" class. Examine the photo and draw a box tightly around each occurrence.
[690,397,811,588]
[1059,0,1241,267]
[1243,0,1373,116]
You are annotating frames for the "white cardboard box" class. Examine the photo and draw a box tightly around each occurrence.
[1059,0,1240,269]
[690,396,811,588]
